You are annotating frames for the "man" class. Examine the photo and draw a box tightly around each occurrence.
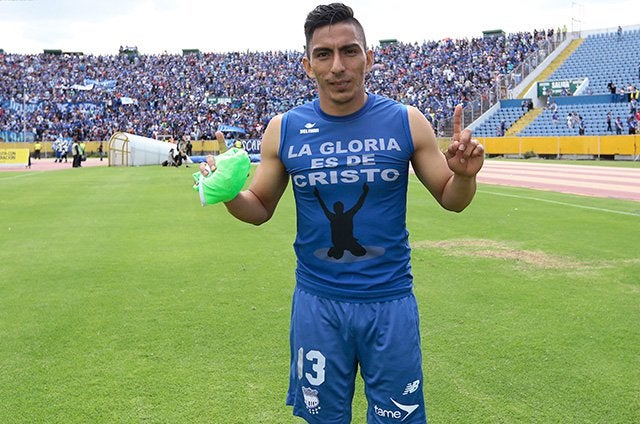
[628,114,637,135]
[71,137,82,168]
[615,116,624,135]
[33,141,42,160]
[59,138,69,163]
[214,3,484,423]
[578,116,586,135]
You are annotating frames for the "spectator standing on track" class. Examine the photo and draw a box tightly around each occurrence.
[58,138,69,163]
[33,141,42,160]
[52,138,60,163]
[72,137,82,168]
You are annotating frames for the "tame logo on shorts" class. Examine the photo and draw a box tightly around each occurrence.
[300,123,320,134]
[374,399,419,421]
[302,386,321,415]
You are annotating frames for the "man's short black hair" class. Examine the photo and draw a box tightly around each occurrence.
[304,3,367,58]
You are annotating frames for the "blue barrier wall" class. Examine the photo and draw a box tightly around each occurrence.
[500,94,628,109]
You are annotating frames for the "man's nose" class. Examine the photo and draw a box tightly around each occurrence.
[331,54,346,73]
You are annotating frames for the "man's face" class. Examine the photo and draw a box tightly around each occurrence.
[303,21,373,115]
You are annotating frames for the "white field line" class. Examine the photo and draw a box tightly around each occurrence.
[477,189,640,217]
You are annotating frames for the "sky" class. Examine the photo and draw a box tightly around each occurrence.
[0,0,638,55]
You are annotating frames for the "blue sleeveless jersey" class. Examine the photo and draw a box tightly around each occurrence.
[279,94,415,302]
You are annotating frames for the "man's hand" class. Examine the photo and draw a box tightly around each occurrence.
[444,105,484,177]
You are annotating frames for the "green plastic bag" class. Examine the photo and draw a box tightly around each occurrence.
[192,148,251,205]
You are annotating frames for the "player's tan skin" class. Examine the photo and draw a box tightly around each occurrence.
[199,156,216,176]
[219,21,484,225]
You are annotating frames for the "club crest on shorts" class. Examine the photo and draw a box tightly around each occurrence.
[302,386,321,415]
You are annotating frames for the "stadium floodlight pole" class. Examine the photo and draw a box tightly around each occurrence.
[571,1,583,35]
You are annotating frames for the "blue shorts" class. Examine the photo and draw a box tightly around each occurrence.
[286,287,427,423]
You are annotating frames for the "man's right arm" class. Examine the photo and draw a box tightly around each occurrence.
[223,115,289,225]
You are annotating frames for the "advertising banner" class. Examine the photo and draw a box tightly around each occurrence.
[538,79,585,97]
[0,148,30,167]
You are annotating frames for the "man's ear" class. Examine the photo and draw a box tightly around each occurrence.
[365,49,374,74]
[302,56,315,79]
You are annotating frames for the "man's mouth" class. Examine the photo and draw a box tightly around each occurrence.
[331,80,350,89]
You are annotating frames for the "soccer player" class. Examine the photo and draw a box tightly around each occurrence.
[221,3,484,422]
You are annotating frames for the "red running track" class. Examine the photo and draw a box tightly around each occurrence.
[0,157,108,171]
[478,160,640,202]
[3,157,639,202]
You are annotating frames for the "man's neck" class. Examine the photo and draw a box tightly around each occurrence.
[319,92,368,117]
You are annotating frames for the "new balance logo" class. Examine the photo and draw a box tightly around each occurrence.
[403,379,420,395]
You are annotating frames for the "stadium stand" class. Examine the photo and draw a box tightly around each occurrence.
[1,26,637,146]
[519,97,634,136]
[472,105,528,137]
[0,30,549,142]
[473,27,640,138]
[548,29,640,95]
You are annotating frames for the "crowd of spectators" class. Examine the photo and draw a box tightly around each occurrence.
[0,29,553,142]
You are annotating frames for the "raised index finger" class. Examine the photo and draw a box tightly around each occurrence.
[452,104,463,142]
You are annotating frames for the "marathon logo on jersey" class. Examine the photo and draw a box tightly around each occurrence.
[300,122,320,134]
[374,399,419,421]
[302,386,321,415]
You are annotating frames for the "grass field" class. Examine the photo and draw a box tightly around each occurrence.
[1,163,638,423]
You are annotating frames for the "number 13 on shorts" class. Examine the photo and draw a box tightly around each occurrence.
[298,347,326,386]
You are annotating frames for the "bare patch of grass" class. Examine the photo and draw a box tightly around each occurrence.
[412,238,584,270]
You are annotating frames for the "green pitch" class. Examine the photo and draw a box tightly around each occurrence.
[0,164,638,423]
